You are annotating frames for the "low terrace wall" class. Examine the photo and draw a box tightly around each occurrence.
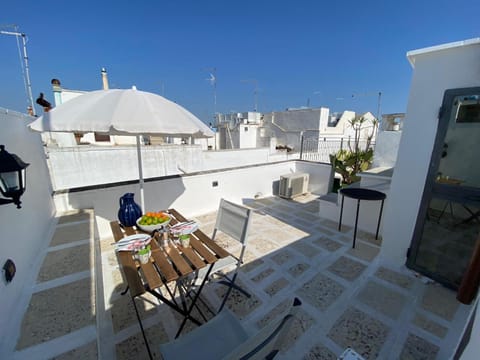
[53,160,333,239]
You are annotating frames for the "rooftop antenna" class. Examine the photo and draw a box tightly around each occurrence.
[204,67,217,120]
[1,25,35,114]
[241,79,258,112]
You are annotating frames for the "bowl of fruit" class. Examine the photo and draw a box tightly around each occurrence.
[136,211,171,232]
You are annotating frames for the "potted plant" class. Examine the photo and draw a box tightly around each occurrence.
[329,116,377,186]
[137,245,151,264]
[179,234,190,248]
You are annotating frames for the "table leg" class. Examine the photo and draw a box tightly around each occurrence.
[338,194,345,231]
[132,297,153,360]
[175,262,215,338]
[353,199,360,248]
[376,199,385,240]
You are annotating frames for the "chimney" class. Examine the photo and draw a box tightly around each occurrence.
[101,67,109,90]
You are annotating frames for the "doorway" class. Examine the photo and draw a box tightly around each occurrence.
[407,87,480,289]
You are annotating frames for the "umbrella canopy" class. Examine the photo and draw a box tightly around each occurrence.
[29,88,214,137]
[29,88,214,212]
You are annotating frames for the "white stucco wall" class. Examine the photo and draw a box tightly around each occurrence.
[46,146,297,191]
[372,130,402,168]
[380,39,480,265]
[53,160,333,239]
[0,109,55,343]
[239,124,257,148]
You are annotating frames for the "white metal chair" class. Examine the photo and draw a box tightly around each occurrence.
[159,297,302,360]
[195,198,253,311]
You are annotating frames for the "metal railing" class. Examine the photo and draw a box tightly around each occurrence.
[300,135,375,163]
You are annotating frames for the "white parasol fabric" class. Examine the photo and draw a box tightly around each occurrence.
[29,88,214,211]
[29,88,214,137]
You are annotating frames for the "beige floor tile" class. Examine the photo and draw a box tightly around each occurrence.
[52,340,98,360]
[51,222,94,246]
[37,244,93,282]
[16,278,95,349]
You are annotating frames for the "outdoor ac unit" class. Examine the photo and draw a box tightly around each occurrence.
[279,173,309,199]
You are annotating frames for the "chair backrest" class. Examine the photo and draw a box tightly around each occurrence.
[223,297,302,360]
[213,199,252,246]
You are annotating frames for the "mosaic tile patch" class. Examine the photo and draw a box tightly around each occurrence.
[327,256,366,281]
[312,236,343,252]
[315,226,336,236]
[347,242,380,262]
[399,333,439,360]
[52,340,98,360]
[327,307,389,360]
[111,293,159,333]
[296,218,316,230]
[296,273,344,311]
[412,313,448,339]
[251,268,275,283]
[257,298,292,328]
[215,280,261,319]
[16,278,95,349]
[320,218,344,231]
[279,308,315,353]
[291,241,322,258]
[240,258,265,273]
[356,229,382,245]
[304,343,337,360]
[421,283,459,321]
[264,277,289,296]
[336,236,351,245]
[50,222,93,246]
[116,323,168,360]
[37,243,93,282]
[256,299,315,353]
[296,210,321,222]
[288,263,310,277]
[271,249,295,265]
[250,237,279,254]
[56,210,93,224]
[356,281,407,319]
[302,201,321,213]
[375,267,414,289]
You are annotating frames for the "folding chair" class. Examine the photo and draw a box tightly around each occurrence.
[194,198,253,312]
[159,297,302,360]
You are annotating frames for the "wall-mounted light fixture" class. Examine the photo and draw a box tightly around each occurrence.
[0,145,29,208]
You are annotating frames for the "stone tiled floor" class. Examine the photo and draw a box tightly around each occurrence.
[3,196,475,359]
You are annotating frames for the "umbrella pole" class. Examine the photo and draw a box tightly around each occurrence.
[136,135,145,213]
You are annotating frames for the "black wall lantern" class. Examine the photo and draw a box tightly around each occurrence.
[0,145,29,208]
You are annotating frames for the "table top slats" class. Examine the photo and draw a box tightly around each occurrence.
[180,245,207,270]
[189,236,217,264]
[110,221,125,242]
[151,249,177,282]
[124,226,137,236]
[194,229,230,258]
[167,208,187,222]
[118,252,145,297]
[139,261,163,290]
[111,209,232,298]
[166,245,193,275]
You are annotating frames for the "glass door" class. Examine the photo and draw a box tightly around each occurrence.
[407,88,480,289]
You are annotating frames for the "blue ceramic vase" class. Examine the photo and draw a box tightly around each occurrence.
[118,193,142,227]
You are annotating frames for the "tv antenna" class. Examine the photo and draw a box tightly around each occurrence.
[1,25,35,113]
[204,67,217,119]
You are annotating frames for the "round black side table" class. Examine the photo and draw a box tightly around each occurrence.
[338,188,387,248]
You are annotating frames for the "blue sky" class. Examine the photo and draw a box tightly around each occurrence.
[1,0,479,123]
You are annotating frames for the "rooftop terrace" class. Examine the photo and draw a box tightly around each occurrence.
[3,195,472,360]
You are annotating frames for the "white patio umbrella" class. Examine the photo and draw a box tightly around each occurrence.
[29,87,214,211]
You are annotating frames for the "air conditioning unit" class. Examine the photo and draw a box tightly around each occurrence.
[279,173,309,199]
